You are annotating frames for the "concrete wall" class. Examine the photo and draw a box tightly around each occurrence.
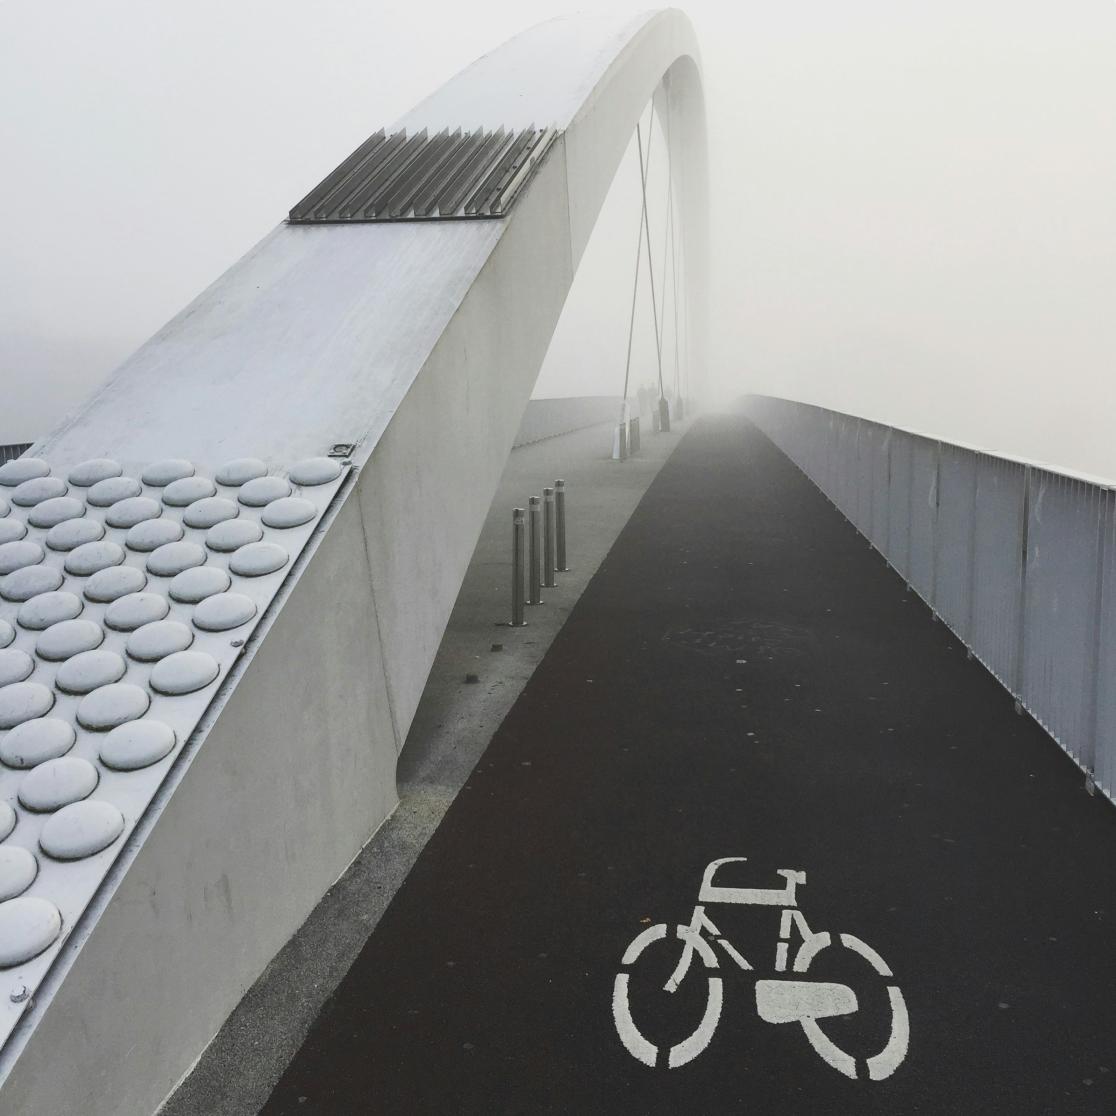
[513,397,620,448]
[0,12,707,1114]
[0,491,398,1115]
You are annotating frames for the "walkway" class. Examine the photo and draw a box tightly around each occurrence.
[263,414,1116,1114]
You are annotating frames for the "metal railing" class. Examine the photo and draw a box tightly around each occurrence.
[747,394,1116,805]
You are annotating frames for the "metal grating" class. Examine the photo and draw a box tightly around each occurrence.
[288,126,558,224]
[0,445,32,465]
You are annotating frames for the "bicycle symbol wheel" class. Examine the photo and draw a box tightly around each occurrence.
[612,923,723,1069]
[773,930,909,1080]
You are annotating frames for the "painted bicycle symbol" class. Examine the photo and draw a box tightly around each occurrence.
[612,858,909,1079]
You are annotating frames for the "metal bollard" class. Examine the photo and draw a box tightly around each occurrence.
[528,495,543,605]
[613,423,628,460]
[543,487,556,588]
[659,396,671,433]
[629,415,641,454]
[555,479,568,571]
[510,508,527,626]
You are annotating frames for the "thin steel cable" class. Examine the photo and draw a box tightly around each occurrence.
[637,121,666,400]
[666,100,682,403]
[657,146,672,354]
[621,104,656,404]
[655,107,680,401]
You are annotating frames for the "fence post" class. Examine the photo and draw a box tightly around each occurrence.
[528,495,543,605]
[510,508,526,626]
[543,487,556,588]
[1014,467,1031,713]
[555,479,568,571]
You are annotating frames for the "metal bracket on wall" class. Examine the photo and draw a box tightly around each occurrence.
[288,126,559,224]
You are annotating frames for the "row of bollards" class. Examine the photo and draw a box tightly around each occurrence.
[510,479,567,626]
[614,392,683,460]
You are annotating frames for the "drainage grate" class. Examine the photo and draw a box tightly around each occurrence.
[288,126,558,224]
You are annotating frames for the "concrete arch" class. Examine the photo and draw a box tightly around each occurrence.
[6,12,707,1113]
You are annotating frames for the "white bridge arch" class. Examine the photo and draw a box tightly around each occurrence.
[2,11,706,1112]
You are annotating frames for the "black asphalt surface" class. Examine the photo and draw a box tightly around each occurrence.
[264,415,1116,1114]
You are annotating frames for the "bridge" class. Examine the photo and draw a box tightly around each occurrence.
[0,9,1113,1115]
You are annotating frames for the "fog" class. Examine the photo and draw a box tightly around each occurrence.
[1,2,1113,475]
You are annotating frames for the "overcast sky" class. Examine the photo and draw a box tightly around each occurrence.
[1,2,1114,476]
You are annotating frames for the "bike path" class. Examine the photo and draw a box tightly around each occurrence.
[264,414,1116,1114]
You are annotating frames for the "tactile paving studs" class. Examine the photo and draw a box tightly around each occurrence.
[229,542,289,577]
[215,458,267,486]
[0,683,54,729]
[289,457,343,486]
[28,497,85,530]
[125,518,184,553]
[0,453,347,1029]
[99,720,175,771]
[238,476,291,507]
[0,650,34,687]
[150,650,219,696]
[39,800,124,860]
[0,896,61,966]
[261,497,316,529]
[0,459,50,487]
[11,477,67,507]
[55,650,127,695]
[0,847,38,902]
[2,567,64,603]
[147,541,206,578]
[141,460,194,487]
[105,496,161,530]
[46,517,105,552]
[0,540,43,576]
[162,476,216,507]
[68,459,122,487]
[36,618,104,661]
[76,683,149,730]
[18,757,98,812]
[104,593,170,632]
[168,567,230,604]
[126,621,193,662]
[65,540,126,577]
[192,592,257,632]
[182,497,238,530]
[205,519,263,552]
[85,566,146,603]
[17,591,83,631]
[0,719,76,768]
[87,476,141,507]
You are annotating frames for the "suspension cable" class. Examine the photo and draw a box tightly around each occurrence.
[637,121,666,401]
[621,104,656,404]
